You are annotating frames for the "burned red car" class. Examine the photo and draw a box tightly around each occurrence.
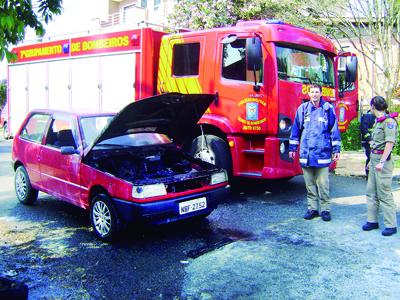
[12,93,229,241]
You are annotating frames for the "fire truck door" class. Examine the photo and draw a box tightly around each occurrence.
[336,52,358,131]
[214,35,266,133]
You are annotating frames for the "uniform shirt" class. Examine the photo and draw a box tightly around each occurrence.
[371,117,398,151]
[289,99,341,168]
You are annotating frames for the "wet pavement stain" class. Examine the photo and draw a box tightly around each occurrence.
[186,227,255,259]
[261,229,314,247]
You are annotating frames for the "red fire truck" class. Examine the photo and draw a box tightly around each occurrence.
[7,20,357,180]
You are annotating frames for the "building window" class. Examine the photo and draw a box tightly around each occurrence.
[172,43,200,76]
[140,0,148,8]
[123,4,136,23]
[154,0,161,11]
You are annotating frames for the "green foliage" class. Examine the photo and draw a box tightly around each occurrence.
[0,80,6,109]
[389,106,400,156]
[0,0,63,62]
[167,0,312,31]
[167,0,343,34]
[340,119,361,151]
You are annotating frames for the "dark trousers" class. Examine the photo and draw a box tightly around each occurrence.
[364,143,371,176]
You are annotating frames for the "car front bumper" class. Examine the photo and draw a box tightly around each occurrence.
[112,185,230,224]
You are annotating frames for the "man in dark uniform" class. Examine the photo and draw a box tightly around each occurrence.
[360,110,376,177]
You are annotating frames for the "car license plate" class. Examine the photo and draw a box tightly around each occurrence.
[179,197,207,215]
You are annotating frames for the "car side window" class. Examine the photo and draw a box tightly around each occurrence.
[20,113,51,143]
[45,117,78,149]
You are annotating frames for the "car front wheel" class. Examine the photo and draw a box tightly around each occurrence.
[14,166,38,205]
[90,194,120,242]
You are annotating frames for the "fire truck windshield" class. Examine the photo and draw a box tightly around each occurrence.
[276,46,334,87]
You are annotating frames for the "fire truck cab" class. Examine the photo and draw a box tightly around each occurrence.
[157,20,357,180]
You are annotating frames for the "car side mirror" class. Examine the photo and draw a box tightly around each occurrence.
[60,146,79,155]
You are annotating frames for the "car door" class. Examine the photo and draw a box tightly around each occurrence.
[16,113,52,189]
[39,113,82,205]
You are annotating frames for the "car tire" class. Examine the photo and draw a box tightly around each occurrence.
[3,122,9,139]
[190,134,232,175]
[14,166,38,205]
[0,277,29,300]
[90,194,121,242]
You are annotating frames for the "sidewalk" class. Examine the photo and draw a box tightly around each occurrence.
[335,150,400,180]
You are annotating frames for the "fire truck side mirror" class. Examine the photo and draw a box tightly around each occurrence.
[246,37,262,71]
[345,56,357,83]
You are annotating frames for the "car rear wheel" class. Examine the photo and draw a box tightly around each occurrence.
[190,134,232,175]
[90,194,120,242]
[15,166,38,205]
[3,122,9,139]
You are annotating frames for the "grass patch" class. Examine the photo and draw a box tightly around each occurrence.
[394,159,400,168]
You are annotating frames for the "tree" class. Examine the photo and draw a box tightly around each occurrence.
[283,0,399,104]
[0,0,63,62]
[316,0,400,104]
[167,0,297,31]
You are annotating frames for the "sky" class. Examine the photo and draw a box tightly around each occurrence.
[0,0,105,80]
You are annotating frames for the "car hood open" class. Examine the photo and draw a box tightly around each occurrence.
[86,93,214,154]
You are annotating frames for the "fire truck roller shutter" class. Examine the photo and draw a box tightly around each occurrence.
[190,134,232,176]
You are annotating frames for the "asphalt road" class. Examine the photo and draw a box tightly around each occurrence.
[1,138,399,299]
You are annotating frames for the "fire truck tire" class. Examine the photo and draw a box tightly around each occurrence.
[190,135,232,175]
[14,166,38,205]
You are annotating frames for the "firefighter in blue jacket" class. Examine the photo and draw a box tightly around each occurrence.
[289,84,341,221]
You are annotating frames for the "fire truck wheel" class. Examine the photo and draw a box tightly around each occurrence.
[14,166,38,205]
[190,135,232,175]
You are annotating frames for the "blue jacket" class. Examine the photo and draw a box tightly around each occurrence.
[289,100,341,168]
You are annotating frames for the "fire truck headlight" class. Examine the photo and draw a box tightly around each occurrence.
[279,118,291,131]
[280,142,286,154]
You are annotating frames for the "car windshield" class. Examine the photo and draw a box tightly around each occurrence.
[98,133,172,148]
[276,45,334,87]
[80,115,114,148]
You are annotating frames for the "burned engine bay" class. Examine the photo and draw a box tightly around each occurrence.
[84,143,217,189]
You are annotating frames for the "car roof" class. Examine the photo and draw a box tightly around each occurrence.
[29,108,116,118]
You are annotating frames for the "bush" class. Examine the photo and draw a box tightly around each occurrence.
[390,106,400,156]
[340,119,362,151]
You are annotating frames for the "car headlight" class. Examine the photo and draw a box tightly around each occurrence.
[132,183,167,199]
[210,171,228,185]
